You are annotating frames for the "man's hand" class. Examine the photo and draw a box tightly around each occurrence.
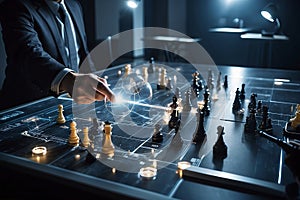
[60,72,115,104]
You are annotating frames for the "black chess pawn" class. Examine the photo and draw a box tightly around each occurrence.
[213,126,227,159]
[258,105,273,133]
[203,86,210,116]
[244,109,257,134]
[192,107,206,144]
[232,88,241,112]
[248,93,257,110]
[223,75,228,89]
[152,123,163,143]
[148,57,155,73]
[240,83,245,100]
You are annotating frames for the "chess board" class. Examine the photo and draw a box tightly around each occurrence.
[0,62,299,199]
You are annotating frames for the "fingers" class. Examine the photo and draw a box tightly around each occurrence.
[96,79,115,102]
[71,73,115,104]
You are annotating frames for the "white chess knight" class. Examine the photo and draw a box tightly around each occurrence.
[102,122,115,157]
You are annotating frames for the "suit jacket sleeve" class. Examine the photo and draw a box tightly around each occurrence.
[0,0,70,93]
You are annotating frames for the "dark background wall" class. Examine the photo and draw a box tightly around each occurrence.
[185,0,300,69]
[81,0,300,70]
[1,0,299,89]
[142,0,300,69]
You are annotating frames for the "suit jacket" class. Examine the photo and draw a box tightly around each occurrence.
[0,0,93,110]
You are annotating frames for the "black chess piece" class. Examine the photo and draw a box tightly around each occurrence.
[258,105,273,133]
[223,75,228,89]
[148,57,155,73]
[244,109,257,134]
[257,100,262,112]
[192,71,202,97]
[89,118,100,139]
[183,89,192,112]
[192,107,206,144]
[169,95,181,130]
[175,87,181,99]
[240,83,245,100]
[248,93,257,110]
[213,126,227,159]
[152,123,163,143]
[203,86,210,116]
[166,77,173,90]
[232,88,241,112]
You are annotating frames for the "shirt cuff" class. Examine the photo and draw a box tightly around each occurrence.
[51,68,74,95]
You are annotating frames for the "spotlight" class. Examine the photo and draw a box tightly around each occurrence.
[260,3,281,36]
[127,0,140,9]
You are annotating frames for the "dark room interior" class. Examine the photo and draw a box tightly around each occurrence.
[0,0,300,199]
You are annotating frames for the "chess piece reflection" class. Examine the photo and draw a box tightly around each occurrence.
[102,121,115,157]
[56,104,66,124]
[69,121,79,145]
[152,123,163,143]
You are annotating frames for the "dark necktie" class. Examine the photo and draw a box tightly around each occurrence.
[58,3,78,72]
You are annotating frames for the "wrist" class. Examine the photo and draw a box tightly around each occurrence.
[60,71,77,94]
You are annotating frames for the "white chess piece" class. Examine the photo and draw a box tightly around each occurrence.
[56,104,66,124]
[82,127,90,147]
[102,122,115,157]
[69,121,79,144]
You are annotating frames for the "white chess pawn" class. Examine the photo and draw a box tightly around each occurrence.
[124,64,131,76]
[56,104,66,124]
[160,68,167,88]
[82,127,90,148]
[69,121,79,144]
[102,122,115,157]
[142,66,148,82]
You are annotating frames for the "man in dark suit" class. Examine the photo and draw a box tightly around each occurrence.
[0,0,115,110]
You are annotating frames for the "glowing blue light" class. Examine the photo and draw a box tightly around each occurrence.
[261,11,274,22]
[127,0,138,9]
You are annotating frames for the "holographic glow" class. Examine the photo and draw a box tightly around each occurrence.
[114,98,170,111]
